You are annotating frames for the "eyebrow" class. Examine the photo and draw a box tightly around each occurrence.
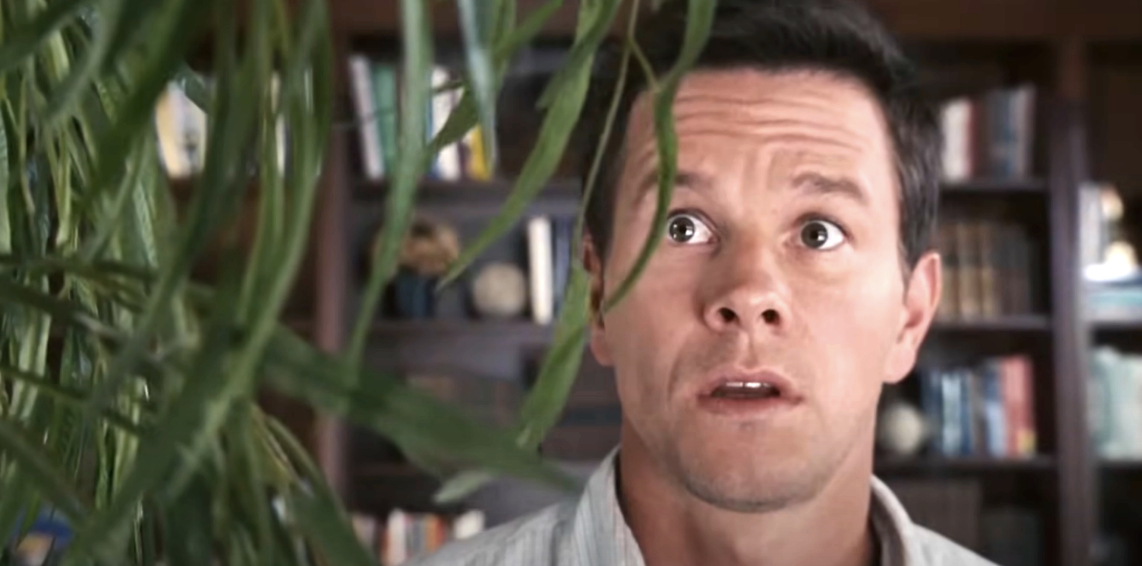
[634,169,711,202]
[631,168,869,205]
[791,172,869,205]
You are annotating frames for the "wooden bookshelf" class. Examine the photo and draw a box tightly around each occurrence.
[931,315,1054,332]
[940,177,1050,193]
[254,2,1142,566]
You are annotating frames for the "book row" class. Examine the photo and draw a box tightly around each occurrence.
[935,217,1041,321]
[347,54,490,183]
[919,355,1038,458]
[939,85,1037,182]
[350,509,486,566]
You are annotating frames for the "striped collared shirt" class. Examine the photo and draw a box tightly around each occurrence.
[406,450,997,566]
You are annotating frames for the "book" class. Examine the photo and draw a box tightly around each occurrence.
[348,55,384,180]
[528,216,554,325]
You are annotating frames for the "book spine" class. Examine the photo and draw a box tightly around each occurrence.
[551,217,572,316]
[528,216,554,325]
[940,97,972,181]
[982,359,1007,457]
[373,63,399,178]
[978,221,999,318]
[348,56,384,180]
[955,219,981,318]
[431,66,463,181]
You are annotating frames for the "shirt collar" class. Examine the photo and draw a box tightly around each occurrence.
[566,448,923,566]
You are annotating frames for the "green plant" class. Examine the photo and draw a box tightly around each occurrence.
[0,0,713,563]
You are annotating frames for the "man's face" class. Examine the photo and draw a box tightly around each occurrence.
[587,68,940,512]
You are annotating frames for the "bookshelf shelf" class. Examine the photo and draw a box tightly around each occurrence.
[1090,317,1142,331]
[876,455,1057,473]
[931,315,1053,332]
[1101,460,1142,472]
[370,319,554,342]
[940,178,1048,193]
[353,178,582,216]
[355,177,581,201]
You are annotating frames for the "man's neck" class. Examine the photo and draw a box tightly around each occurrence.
[616,429,877,566]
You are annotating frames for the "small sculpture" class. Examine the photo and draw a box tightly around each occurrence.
[471,262,528,319]
[876,400,928,457]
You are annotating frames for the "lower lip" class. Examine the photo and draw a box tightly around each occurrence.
[697,393,800,416]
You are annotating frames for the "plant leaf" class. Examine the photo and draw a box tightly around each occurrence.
[0,278,121,341]
[0,363,145,434]
[535,0,621,109]
[87,0,237,450]
[0,419,89,521]
[0,0,90,74]
[287,485,377,566]
[514,264,590,447]
[346,0,433,372]
[457,0,498,172]
[0,471,34,551]
[494,0,561,60]
[84,0,204,219]
[575,0,637,254]
[435,263,590,502]
[437,10,598,286]
[0,103,10,255]
[41,0,129,127]
[63,247,246,565]
[262,416,372,566]
[172,64,213,114]
[264,329,578,492]
[161,474,215,566]
[428,87,477,156]
[602,0,715,314]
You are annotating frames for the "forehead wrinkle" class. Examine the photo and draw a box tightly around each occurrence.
[673,90,853,118]
[621,127,866,202]
[672,107,871,148]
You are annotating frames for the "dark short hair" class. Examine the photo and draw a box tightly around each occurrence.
[577,0,942,270]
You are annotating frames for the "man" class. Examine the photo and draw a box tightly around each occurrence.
[411,0,994,564]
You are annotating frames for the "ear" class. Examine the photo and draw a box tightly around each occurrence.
[583,234,614,366]
[885,251,941,383]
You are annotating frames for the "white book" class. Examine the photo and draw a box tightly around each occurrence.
[385,509,408,566]
[452,510,485,540]
[432,65,462,180]
[940,97,972,181]
[348,54,384,180]
[528,216,554,325]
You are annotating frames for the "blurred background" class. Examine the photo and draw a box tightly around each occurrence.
[149,1,1142,566]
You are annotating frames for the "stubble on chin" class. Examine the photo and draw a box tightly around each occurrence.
[668,448,833,514]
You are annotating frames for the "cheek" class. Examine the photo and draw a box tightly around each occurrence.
[601,253,702,408]
[794,264,904,390]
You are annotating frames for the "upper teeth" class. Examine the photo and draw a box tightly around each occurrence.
[724,381,773,390]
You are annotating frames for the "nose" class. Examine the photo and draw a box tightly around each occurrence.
[701,241,791,334]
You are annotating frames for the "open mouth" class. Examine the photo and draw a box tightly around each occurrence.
[708,380,783,400]
[698,372,799,414]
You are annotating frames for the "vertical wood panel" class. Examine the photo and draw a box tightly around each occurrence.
[1048,97,1097,566]
[313,33,353,498]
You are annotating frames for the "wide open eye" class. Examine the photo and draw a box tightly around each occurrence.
[666,212,714,245]
[799,219,846,250]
